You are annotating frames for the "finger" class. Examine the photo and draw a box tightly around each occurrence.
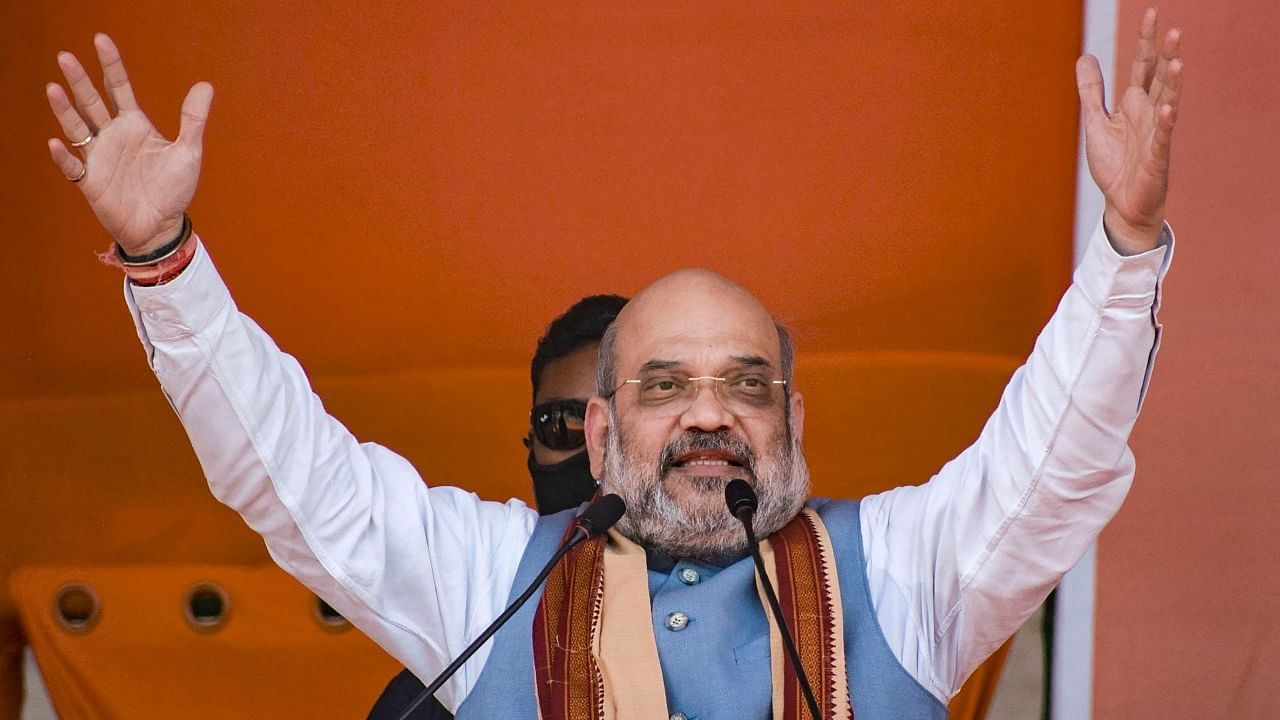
[1155,58,1183,122]
[177,81,215,149]
[1127,7,1159,94]
[48,138,87,184]
[1151,103,1176,171]
[56,50,113,131]
[1151,30,1182,108]
[1076,55,1108,120]
[45,82,96,148]
[94,33,139,113]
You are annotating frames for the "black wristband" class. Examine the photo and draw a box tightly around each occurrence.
[116,214,192,266]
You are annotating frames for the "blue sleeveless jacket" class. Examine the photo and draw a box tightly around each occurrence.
[456,498,946,719]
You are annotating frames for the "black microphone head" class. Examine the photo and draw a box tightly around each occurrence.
[724,479,758,521]
[573,493,626,538]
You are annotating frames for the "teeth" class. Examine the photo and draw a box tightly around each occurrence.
[685,459,730,467]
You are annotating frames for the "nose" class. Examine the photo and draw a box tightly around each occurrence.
[678,378,735,432]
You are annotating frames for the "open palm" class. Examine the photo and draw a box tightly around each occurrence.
[1077,8,1183,255]
[46,34,212,255]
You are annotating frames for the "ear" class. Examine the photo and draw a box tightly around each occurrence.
[788,389,805,441]
[585,396,612,480]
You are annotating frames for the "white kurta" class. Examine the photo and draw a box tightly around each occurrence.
[125,219,1170,708]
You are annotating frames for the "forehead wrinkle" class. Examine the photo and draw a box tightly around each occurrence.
[621,326,779,358]
[637,356,773,374]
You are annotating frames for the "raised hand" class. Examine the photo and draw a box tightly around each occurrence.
[1077,7,1183,255]
[46,34,213,255]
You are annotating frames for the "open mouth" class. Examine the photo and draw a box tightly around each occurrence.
[669,450,748,472]
[658,431,756,482]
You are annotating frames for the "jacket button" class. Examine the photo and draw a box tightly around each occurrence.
[665,611,690,631]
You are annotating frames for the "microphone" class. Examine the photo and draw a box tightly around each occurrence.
[725,479,824,720]
[393,493,626,720]
[569,492,626,542]
[725,477,758,521]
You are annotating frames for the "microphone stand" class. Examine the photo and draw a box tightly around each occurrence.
[727,479,825,720]
[393,494,625,720]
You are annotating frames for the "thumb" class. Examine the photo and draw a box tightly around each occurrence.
[177,81,214,149]
[1075,55,1107,122]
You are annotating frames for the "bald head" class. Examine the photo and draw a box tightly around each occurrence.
[622,268,772,325]
[597,268,792,397]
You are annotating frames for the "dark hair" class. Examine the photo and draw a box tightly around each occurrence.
[532,294,629,400]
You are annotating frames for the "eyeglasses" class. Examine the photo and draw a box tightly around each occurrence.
[608,371,787,417]
[527,399,588,451]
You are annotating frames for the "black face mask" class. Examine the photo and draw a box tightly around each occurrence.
[527,449,597,516]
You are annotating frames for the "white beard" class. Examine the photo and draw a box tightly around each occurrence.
[599,407,810,564]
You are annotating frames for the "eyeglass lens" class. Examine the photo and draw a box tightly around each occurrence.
[623,371,784,417]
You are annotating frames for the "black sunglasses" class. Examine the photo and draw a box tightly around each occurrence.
[527,399,588,451]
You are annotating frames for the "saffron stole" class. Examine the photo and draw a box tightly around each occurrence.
[533,508,853,720]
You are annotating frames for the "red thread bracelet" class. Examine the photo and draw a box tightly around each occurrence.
[98,220,199,286]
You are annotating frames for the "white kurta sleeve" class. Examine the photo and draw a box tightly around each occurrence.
[125,238,537,712]
[858,219,1173,701]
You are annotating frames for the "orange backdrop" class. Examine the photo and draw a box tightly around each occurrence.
[0,2,1085,716]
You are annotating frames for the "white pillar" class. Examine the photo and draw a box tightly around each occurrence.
[1054,1,1116,718]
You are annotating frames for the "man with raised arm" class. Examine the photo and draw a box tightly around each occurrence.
[45,10,1181,718]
